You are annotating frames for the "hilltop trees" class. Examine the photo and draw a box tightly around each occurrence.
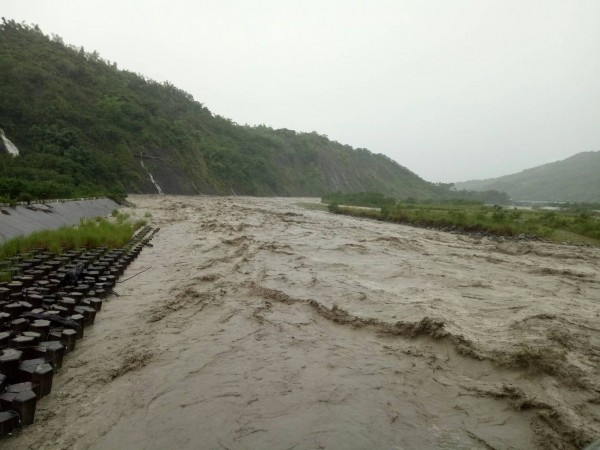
[0,20,485,202]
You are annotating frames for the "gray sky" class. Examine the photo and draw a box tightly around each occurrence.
[3,0,600,182]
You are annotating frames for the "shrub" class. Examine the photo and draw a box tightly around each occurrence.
[327,202,339,213]
[16,192,33,204]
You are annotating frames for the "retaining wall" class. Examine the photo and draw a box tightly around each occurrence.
[0,199,120,241]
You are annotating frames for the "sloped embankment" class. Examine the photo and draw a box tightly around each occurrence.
[0,199,120,241]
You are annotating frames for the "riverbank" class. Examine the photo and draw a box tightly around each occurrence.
[4,195,599,449]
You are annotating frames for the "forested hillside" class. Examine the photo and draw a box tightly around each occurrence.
[0,20,447,201]
[455,151,600,202]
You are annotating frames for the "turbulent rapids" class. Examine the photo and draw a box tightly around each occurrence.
[5,195,599,450]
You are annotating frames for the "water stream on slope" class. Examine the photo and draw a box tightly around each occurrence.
[140,158,164,194]
[0,129,19,156]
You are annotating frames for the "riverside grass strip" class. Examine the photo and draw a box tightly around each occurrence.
[325,200,600,245]
[0,213,146,262]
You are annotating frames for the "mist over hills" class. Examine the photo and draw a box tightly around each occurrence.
[455,151,600,203]
[0,20,448,200]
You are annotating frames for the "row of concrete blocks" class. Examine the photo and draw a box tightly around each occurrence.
[0,225,157,435]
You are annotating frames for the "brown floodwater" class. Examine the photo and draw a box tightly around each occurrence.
[5,195,599,449]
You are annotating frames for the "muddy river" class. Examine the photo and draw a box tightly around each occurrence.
[5,195,599,449]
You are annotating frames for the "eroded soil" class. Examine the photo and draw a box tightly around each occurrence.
[5,195,600,449]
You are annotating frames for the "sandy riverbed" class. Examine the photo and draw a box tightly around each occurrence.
[4,195,600,449]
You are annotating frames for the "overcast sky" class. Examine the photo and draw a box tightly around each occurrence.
[3,0,600,182]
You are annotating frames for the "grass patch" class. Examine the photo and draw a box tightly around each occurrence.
[550,230,600,245]
[322,192,396,209]
[0,216,145,260]
[323,194,600,244]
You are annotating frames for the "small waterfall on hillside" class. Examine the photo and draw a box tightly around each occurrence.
[0,129,19,156]
[140,158,164,195]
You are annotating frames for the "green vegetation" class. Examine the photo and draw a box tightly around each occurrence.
[0,213,145,260]
[1,20,458,201]
[454,151,600,203]
[323,187,511,209]
[323,193,600,243]
[322,192,396,209]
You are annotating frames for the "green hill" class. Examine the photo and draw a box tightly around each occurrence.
[0,20,445,201]
[455,151,600,203]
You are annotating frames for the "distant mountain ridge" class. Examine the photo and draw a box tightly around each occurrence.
[454,151,600,202]
[0,20,444,200]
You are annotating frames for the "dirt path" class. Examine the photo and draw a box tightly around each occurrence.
[5,195,599,449]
